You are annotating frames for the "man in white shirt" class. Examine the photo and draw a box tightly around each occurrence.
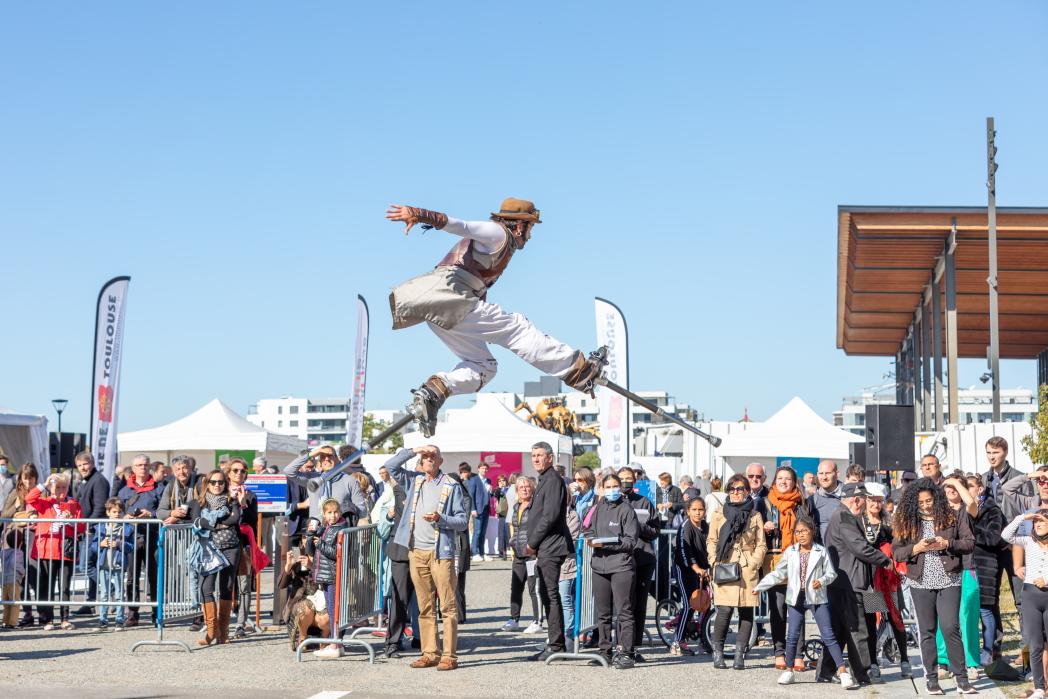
[386,199,604,436]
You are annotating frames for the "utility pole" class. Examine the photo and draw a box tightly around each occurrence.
[987,117,1001,422]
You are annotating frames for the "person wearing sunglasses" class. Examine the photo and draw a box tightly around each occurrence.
[188,469,243,646]
[227,458,259,639]
[282,445,368,526]
[707,473,767,670]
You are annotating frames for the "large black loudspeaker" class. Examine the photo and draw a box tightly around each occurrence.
[865,405,915,472]
[49,432,86,471]
[849,443,867,468]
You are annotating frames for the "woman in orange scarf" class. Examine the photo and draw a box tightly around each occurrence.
[762,466,812,671]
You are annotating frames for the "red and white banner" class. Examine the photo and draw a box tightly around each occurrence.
[594,297,630,471]
[346,294,369,447]
[90,276,130,483]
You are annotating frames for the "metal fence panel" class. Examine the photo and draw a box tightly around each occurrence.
[546,535,607,666]
[295,523,385,663]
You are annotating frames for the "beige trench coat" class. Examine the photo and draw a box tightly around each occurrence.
[706,509,767,607]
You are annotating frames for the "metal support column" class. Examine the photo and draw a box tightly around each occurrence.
[987,117,1001,421]
[932,276,944,431]
[914,314,925,431]
[922,294,933,431]
[945,220,960,424]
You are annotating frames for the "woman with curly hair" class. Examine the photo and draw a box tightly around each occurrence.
[892,478,976,695]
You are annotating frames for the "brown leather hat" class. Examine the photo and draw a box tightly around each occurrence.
[491,197,541,223]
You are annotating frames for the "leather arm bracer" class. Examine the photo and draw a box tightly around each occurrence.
[408,206,448,230]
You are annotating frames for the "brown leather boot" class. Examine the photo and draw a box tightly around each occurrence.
[198,602,217,646]
[216,600,233,644]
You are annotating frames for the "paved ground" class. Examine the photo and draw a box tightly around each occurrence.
[0,559,1014,698]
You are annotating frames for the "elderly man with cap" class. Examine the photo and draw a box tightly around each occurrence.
[386,199,606,436]
[816,481,894,687]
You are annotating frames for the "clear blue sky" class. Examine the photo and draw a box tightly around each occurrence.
[2,1,1047,434]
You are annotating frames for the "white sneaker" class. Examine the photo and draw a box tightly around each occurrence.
[500,619,522,632]
[967,666,984,681]
[900,661,913,678]
[523,621,543,634]
[839,671,855,690]
[313,646,343,659]
[471,554,482,562]
[481,555,489,562]
[1028,690,1045,699]
[778,670,795,685]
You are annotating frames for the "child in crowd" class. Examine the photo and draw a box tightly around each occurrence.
[1,528,27,629]
[670,496,711,656]
[754,517,854,689]
[91,498,134,631]
[307,498,348,659]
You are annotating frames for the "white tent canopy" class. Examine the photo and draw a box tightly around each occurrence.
[0,408,50,477]
[118,398,306,469]
[715,396,863,474]
[402,394,573,473]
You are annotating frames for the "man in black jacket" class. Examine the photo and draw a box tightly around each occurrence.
[382,478,414,658]
[619,466,659,663]
[524,441,573,662]
[73,451,110,614]
[816,482,892,686]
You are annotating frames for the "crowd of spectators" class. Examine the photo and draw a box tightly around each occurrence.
[3,433,1048,695]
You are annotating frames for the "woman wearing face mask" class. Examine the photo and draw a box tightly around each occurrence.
[892,478,976,695]
[1002,508,1048,699]
[584,474,640,670]
[617,466,659,664]
[707,473,766,670]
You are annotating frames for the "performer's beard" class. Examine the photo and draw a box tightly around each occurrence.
[509,222,532,249]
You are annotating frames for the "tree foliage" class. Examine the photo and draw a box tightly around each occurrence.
[362,413,404,454]
[1021,385,1048,466]
[575,450,601,471]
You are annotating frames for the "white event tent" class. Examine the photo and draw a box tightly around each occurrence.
[118,398,306,470]
[399,393,573,476]
[715,396,863,475]
[0,408,50,476]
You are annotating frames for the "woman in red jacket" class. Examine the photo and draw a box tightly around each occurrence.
[27,472,86,630]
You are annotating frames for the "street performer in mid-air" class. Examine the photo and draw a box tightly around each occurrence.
[386,198,605,437]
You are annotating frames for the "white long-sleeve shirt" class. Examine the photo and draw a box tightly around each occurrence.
[443,217,506,253]
[1002,513,1048,583]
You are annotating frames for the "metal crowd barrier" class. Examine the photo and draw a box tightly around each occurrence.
[131,523,195,653]
[295,523,385,663]
[547,535,607,667]
[0,516,163,647]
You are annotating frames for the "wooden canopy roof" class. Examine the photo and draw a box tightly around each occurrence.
[837,206,1048,358]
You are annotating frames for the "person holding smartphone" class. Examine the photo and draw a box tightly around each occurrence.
[892,478,976,695]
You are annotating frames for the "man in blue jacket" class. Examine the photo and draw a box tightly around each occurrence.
[384,445,468,671]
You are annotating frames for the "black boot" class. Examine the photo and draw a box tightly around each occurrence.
[713,644,727,669]
[733,647,746,670]
[410,377,448,438]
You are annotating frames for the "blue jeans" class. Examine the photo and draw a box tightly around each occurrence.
[559,578,575,641]
[97,567,125,624]
[980,605,997,662]
[471,513,490,556]
[786,595,844,668]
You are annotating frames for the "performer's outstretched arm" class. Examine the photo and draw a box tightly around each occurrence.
[386,204,504,253]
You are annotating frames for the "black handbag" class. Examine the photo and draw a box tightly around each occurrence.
[713,562,741,584]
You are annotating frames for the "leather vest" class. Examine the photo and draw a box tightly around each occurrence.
[436,228,516,289]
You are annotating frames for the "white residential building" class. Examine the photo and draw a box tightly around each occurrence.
[247,397,408,445]
[834,387,1037,437]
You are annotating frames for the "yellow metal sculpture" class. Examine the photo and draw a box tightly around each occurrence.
[515,398,601,440]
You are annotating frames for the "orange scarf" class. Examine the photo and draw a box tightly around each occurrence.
[768,487,803,550]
